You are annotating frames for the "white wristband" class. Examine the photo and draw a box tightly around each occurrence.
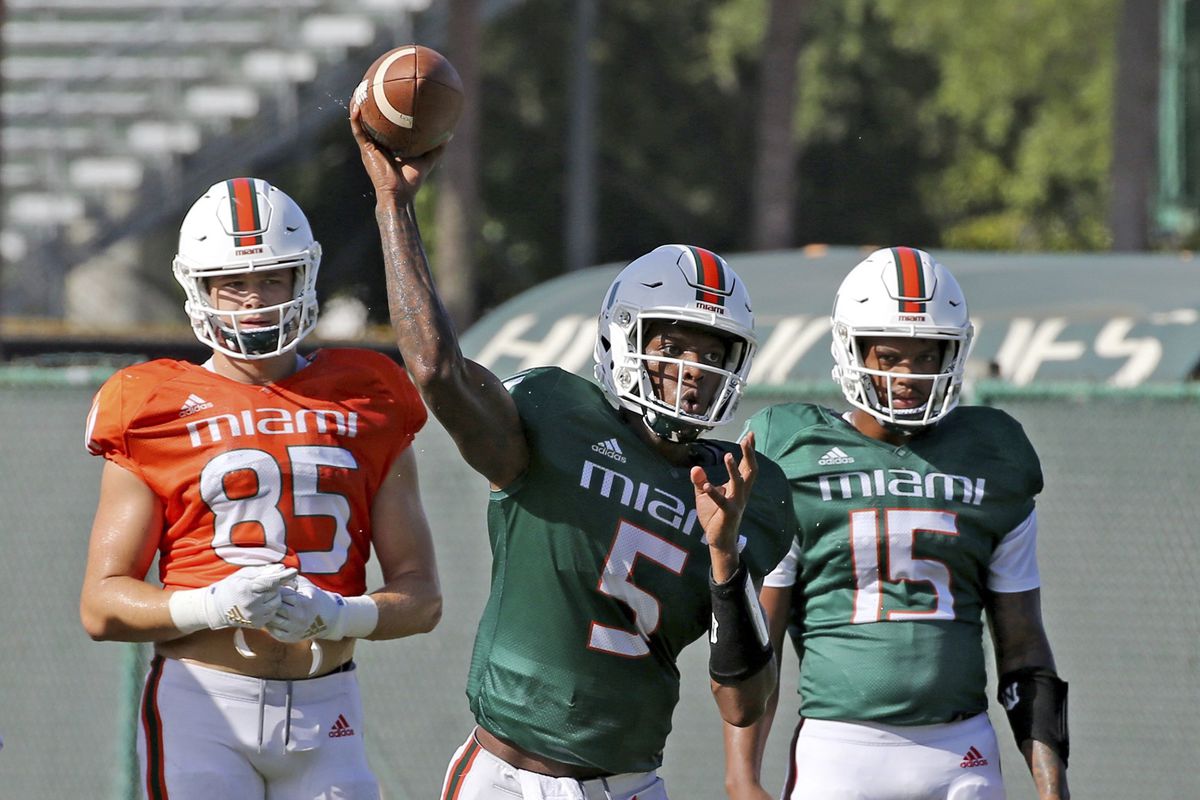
[339,594,379,639]
[168,588,211,635]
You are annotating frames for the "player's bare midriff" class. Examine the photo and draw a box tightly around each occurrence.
[156,628,356,680]
[475,726,612,780]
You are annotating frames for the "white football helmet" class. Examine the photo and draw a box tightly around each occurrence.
[830,247,974,428]
[594,244,757,442]
[173,178,321,359]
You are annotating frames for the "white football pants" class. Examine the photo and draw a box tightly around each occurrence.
[783,713,1005,800]
[440,729,667,800]
[137,656,378,800]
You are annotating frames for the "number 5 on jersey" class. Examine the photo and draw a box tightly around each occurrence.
[850,508,958,623]
[588,520,688,658]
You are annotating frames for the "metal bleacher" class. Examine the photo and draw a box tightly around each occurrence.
[1,0,432,320]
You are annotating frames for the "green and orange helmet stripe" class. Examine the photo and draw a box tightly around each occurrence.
[890,246,928,313]
[226,177,264,247]
[686,246,730,306]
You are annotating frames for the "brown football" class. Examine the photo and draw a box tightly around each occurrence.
[352,44,463,158]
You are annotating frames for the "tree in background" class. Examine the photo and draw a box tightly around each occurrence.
[781,0,943,248]
[436,0,484,329]
[748,0,806,250]
[311,0,1131,326]
[473,0,762,312]
[1109,0,1161,251]
[564,0,600,272]
[875,0,1119,250]
[5,0,1152,337]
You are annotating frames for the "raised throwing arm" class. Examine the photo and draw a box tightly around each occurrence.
[350,105,528,489]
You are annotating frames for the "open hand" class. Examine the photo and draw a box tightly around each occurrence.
[691,432,758,579]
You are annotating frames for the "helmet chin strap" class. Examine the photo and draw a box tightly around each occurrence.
[643,408,704,443]
[214,322,285,356]
[878,412,923,436]
[211,307,301,357]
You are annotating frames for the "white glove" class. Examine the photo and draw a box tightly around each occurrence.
[265,575,378,643]
[168,564,297,635]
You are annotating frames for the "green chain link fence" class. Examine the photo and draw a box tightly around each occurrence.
[2,369,1196,799]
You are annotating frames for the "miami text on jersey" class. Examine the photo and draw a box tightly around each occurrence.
[185,407,360,448]
[817,468,986,506]
[579,459,700,537]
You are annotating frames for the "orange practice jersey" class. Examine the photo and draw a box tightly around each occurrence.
[85,349,427,595]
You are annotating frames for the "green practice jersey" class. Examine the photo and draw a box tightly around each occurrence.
[747,403,1042,725]
[466,368,796,773]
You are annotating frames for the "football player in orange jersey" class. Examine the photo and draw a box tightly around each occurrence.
[79,177,442,800]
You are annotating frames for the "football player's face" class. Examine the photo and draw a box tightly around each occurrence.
[207,269,294,328]
[642,322,729,415]
[861,337,944,409]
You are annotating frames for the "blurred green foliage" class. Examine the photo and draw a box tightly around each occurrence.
[300,0,1121,321]
[876,0,1117,250]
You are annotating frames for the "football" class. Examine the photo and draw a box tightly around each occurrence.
[352,44,464,158]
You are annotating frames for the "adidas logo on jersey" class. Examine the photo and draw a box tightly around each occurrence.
[959,746,989,768]
[328,714,356,738]
[178,394,214,417]
[817,447,854,465]
[591,438,627,463]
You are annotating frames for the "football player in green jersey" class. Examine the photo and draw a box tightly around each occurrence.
[351,108,796,799]
[723,247,1070,800]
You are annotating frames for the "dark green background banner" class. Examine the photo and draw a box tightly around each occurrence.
[460,247,1200,386]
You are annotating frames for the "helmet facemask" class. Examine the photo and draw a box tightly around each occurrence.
[831,247,974,430]
[173,178,321,360]
[834,330,969,429]
[613,314,752,442]
[186,262,319,359]
[594,245,757,443]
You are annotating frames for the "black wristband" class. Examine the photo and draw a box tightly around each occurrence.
[998,666,1070,766]
[708,560,773,684]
